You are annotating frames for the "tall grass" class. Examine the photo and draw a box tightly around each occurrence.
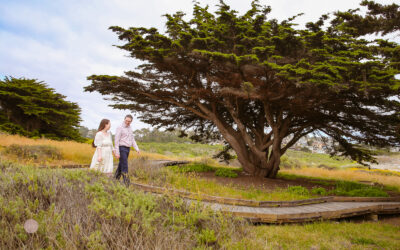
[0,133,174,165]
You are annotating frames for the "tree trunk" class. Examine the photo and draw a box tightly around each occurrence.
[223,135,281,178]
[213,116,282,178]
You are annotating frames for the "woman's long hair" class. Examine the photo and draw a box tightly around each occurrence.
[92,119,110,148]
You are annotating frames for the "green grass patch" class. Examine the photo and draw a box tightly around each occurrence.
[169,163,215,173]
[332,181,389,197]
[214,168,238,178]
[168,163,240,178]
[351,237,377,245]
[278,172,389,197]
[137,142,223,158]
[250,221,400,249]
[311,187,328,196]
[287,186,309,196]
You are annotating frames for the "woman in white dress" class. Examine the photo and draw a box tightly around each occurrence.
[90,119,115,177]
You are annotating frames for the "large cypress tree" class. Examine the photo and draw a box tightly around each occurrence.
[0,77,83,141]
[85,1,400,178]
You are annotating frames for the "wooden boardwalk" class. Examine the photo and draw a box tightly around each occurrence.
[130,181,400,223]
[57,162,400,223]
[197,200,400,223]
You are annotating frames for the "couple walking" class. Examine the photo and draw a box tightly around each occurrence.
[89,114,140,185]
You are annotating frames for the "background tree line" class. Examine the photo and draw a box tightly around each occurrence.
[0,77,84,142]
[78,126,195,143]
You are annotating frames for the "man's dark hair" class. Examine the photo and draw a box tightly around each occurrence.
[125,114,133,120]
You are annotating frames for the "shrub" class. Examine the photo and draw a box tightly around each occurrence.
[0,160,249,249]
[215,168,238,178]
[197,228,217,246]
[287,186,310,196]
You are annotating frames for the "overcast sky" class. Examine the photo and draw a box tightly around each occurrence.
[0,0,398,130]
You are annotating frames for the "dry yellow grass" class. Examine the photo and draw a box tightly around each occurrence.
[282,167,400,190]
[0,133,174,165]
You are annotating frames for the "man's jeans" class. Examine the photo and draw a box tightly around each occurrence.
[115,146,130,182]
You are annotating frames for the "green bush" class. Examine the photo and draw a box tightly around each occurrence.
[311,187,328,196]
[287,186,310,196]
[214,168,238,178]
[5,144,62,160]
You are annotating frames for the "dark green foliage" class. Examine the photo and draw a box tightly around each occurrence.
[334,0,400,36]
[5,144,62,161]
[0,77,83,141]
[85,1,400,177]
[214,168,238,178]
[213,144,237,164]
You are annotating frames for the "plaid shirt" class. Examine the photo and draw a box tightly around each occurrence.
[114,123,139,156]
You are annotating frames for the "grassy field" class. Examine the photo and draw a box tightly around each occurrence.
[1,160,399,249]
[1,133,399,194]
[1,134,399,249]
[129,160,392,201]
[249,221,400,249]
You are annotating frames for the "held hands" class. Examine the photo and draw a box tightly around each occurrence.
[97,155,102,162]
[112,151,120,159]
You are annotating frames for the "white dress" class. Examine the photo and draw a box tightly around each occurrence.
[90,131,114,173]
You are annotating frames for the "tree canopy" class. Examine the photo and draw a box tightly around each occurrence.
[334,0,400,36]
[85,0,400,178]
[0,77,84,141]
